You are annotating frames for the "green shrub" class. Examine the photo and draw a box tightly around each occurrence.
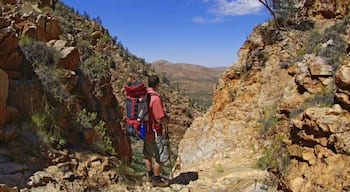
[76,39,93,61]
[258,107,280,139]
[31,102,66,150]
[289,88,334,119]
[79,55,110,82]
[31,113,48,132]
[21,39,73,105]
[129,145,145,173]
[257,134,290,174]
[21,40,58,67]
[95,120,115,155]
[98,32,110,44]
[297,18,349,71]
[259,26,281,45]
[75,109,115,155]
[320,26,347,70]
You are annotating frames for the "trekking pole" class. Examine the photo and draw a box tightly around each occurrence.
[164,123,173,179]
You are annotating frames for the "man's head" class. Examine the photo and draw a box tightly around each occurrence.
[148,75,160,88]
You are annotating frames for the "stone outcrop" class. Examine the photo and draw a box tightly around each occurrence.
[175,22,290,191]
[0,65,18,143]
[0,1,132,188]
[0,27,22,79]
[285,106,350,191]
[294,54,334,94]
[0,150,132,191]
[335,64,350,110]
[47,40,80,70]
[174,1,350,191]
[24,152,129,191]
[22,14,60,41]
[0,0,202,191]
[300,0,349,19]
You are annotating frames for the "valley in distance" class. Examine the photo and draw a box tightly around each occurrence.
[152,60,227,111]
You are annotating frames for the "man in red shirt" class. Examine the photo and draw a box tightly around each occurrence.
[144,75,169,187]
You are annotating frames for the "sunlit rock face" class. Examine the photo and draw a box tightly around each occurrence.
[175,0,350,191]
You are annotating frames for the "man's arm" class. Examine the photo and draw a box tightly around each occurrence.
[151,94,167,123]
[159,115,169,124]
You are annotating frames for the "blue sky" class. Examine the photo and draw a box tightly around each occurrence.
[61,0,271,67]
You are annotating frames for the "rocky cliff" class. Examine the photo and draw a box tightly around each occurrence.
[0,0,200,191]
[174,1,350,191]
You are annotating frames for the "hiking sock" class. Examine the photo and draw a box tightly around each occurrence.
[148,170,154,177]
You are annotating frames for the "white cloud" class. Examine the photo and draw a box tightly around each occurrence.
[209,0,263,16]
[192,16,224,24]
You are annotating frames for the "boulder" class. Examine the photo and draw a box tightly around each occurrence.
[0,27,18,53]
[286,107,350,191]
[22,14,60,41]
[59,47,80,70]
[48,40,80,70]
[335,65,350,110]
[35,14,60,41]
[295,55,334,93]
[335,64,350,90]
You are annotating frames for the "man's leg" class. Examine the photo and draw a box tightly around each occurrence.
[152,148,168,187]
[144,140,154,181]
[152,161,168,187]
[145,156,152,172]
[153,161,161,177]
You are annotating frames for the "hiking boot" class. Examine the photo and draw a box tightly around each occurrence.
[151,177,169,187]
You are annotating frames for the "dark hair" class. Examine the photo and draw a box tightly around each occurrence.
[148,75,160,88]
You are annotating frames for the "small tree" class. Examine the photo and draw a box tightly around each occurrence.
[259,0,300,31]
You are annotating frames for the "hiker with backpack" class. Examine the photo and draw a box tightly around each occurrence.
[123,74,170,187]
[143,75,169,187]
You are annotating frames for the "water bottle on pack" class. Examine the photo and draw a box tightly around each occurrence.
[139,123,146,140]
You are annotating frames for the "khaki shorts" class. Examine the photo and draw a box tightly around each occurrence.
[143,139,161,163]
[143,136,169,164]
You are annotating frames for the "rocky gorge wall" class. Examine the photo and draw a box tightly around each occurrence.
[0,0,132,189]
[174,1,350,191]
[0,0,202,190]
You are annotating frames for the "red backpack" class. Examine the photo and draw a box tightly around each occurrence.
[124,81,149,139]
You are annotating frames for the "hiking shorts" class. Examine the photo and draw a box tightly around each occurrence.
[143,139,161,163]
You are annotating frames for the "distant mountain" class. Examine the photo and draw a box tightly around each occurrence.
[152,60,227,110]
[152,60,226,81]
